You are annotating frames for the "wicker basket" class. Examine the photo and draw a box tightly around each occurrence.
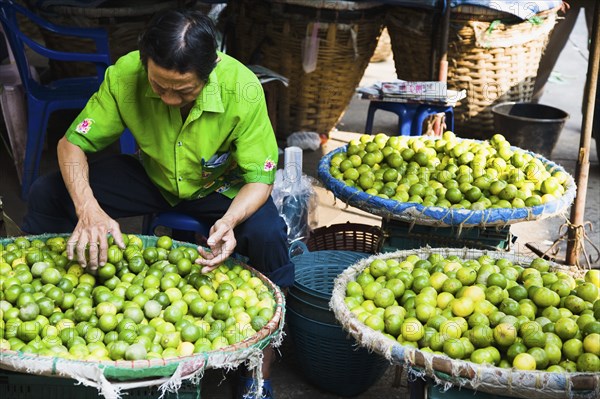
[317,138,576,228]
[386,5,559,139]
[331,248,598,399]
[306,221,385,253]
[224,0,386,138]
[0,234,285,399]
[33,0,202,78]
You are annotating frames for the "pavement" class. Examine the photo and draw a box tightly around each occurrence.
[1,10,599,399]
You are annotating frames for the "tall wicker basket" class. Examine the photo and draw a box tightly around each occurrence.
[386,5,559,139]
[33,0,208,78]
[224,0,386,138]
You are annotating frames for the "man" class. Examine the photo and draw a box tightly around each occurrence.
[532,0,593,103]
[22,9,292,398]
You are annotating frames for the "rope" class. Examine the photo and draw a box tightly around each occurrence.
[542,219,600,269]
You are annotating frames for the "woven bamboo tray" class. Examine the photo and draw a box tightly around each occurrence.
[224,0,385,137]
[0,234,285,399]
[330,248,599,399]
[317,143,576,227]
[386,5,559,139]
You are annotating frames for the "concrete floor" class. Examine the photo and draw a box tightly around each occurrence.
[1,10,599,399]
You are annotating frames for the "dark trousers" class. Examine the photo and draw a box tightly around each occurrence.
[22,154,294,287]
[532,1,594,103]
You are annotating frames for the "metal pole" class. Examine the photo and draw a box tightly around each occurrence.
[566,2,600,265]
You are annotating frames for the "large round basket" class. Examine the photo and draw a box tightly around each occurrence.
[386,4,559,139]
[330,248,600,399]
[0,234,285,399]
[33,0,208,78]
[317,142,577,227]
[223,0,386,138]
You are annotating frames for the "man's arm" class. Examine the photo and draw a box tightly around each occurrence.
[57,136,125,270]
[196,182,272,272]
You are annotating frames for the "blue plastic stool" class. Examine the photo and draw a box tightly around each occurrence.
[364,101,454,136]
[142,211,210,239]
[119,130,211,240]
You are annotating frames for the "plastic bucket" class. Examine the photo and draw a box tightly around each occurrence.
[286,249,389,396]
[286,307,389,397]
[491,102,569,158]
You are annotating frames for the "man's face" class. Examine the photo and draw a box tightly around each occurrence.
[147,59,204,108]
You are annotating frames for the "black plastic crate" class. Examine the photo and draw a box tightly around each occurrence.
[0,369,201,399]
[382,219,514,252]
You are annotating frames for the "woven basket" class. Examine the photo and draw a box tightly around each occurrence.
[317,142,577,227]
[386,5,559,139]
[330,248,599,399]
[33,0,198,78]
[306,221,385,253]
[224,0,386,137]
[0,234,285,399]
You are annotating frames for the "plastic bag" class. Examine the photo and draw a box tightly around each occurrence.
[287,131,322,151]
[301,22,320,73]
[271,149,318,244]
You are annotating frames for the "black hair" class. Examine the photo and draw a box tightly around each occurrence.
[138,10,218,82]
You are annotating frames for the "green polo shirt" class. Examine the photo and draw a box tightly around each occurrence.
[65,51,278,205]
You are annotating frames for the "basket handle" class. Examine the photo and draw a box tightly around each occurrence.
[289,240,309,257]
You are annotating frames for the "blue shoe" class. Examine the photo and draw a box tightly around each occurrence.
[236,376,274,399]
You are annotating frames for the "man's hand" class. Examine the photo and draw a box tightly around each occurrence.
[67,204,125,271]
[58,136,126,271]
[195,218,237,274]
[194,182,272,274]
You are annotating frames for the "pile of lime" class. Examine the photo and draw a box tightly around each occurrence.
[0,235,276,361]
[344,253,600,372]
[328,132,570,210]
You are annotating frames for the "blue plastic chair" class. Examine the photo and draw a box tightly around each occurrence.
[364,101,454,136]
[0,0,112,199]
[142,211,210,238]
[119,130,211,239]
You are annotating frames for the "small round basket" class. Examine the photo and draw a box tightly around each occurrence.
[223,0,386,137]
[386,4,560,139]
[306,221,385,254]
[317,141,577,227]
[330,247,600,399]
[0,234,285,399]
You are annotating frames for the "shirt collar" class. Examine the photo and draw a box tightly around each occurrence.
[197,67,224,113]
